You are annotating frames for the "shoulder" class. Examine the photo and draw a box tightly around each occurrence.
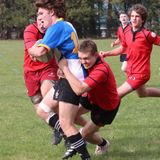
[93,58,110,74]
[141,28,158,42]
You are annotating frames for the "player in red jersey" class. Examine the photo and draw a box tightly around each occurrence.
[58,39,120,158]
[23,17,62,145]
[100,4,160,98]
[111,11,130,72]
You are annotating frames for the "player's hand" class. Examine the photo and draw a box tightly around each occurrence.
[58,58,68,71]
[57,68,65,78]
[99,51,111,57]
[30,55,37,61]
[111,41,115,47]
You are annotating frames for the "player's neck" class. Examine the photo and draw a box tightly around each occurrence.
[122,24,127,28]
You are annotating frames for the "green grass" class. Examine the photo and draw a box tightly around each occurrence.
[0,39,160,160]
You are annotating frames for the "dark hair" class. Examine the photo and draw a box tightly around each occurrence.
[79,39,98,55]
[128,4,148,26]
[118,10,128,16]
[35,0,66,18]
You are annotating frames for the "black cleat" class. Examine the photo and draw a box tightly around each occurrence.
[52,129,63,145]
[62,146,77,159]
[80,156,92,160]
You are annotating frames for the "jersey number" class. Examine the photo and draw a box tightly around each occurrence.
[71,32,78,53]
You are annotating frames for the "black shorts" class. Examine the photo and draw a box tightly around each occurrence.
[53,78,81,105]
[80,96,120,126]
[120,54,127,62]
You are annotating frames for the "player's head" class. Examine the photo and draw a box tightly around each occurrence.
[118,11,129,26]
[128,4,148,27]
[78,39,98,69]
[35,0,65,30]
[35,0,66,19]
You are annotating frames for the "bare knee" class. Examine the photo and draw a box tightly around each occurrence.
[80,127,90,138]
[137,93,146,98]
[37,102,53,122]
[136,90,148,98]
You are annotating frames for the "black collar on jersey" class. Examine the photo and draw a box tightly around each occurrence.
[89,56,101,70]
[121,23,130,31]
[131,26,144,41]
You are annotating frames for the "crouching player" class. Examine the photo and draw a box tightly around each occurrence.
[58,39,120,158]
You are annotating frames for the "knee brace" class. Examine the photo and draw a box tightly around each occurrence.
[39,102,52,113]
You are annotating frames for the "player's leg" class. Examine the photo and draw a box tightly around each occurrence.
[24,70,42,109]
[80,121,109,156]
[40,79,62,145]
[40,80,55,97]
[120,54,127,72]
[75,105,89,126]
[62,105,89,159]
[136,84,160,97]
[40,66,63,144]
[59,102,91,160]
[57,78,91,160]
[117,81,133,98]
[121,60,127,72]
[80,120,103,144]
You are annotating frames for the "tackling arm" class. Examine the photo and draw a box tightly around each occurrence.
[29,45,48,57]
[58,58,90,96]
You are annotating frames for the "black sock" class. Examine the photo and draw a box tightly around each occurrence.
[98,138,107,147]
[48,114,63,134]
[67,132,90,159]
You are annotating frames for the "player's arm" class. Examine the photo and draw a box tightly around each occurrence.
[111,38,120,47]
[58,58,91,96]
[29,45,48,57]
[99,45,125,58]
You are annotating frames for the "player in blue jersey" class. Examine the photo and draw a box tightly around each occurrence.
[29,0,91,160]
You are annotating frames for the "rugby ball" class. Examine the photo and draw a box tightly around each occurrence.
[36,50,54,63]
[33,39,61,63]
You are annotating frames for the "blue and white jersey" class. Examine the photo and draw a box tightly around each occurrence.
[39,19,87,81]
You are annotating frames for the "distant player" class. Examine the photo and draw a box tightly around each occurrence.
[23,16,62,145]
[111,11,130,72]
[100,4,160,98]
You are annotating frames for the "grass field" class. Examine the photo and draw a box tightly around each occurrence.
[0,39,160,160]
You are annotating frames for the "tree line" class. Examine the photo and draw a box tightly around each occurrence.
[0,0,160,39]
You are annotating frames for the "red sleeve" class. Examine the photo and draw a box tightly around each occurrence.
[147,31,160,45]
[23,23,40,49]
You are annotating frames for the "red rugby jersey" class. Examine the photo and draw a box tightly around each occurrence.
[117,24,131,42]
[84,57,120,110]
[23,22,58,72]
[121,27,160,75]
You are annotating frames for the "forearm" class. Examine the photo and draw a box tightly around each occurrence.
[29,45,47,57]
[102,45,125,57]
[112,38,120,46]
[63,67,86,95]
